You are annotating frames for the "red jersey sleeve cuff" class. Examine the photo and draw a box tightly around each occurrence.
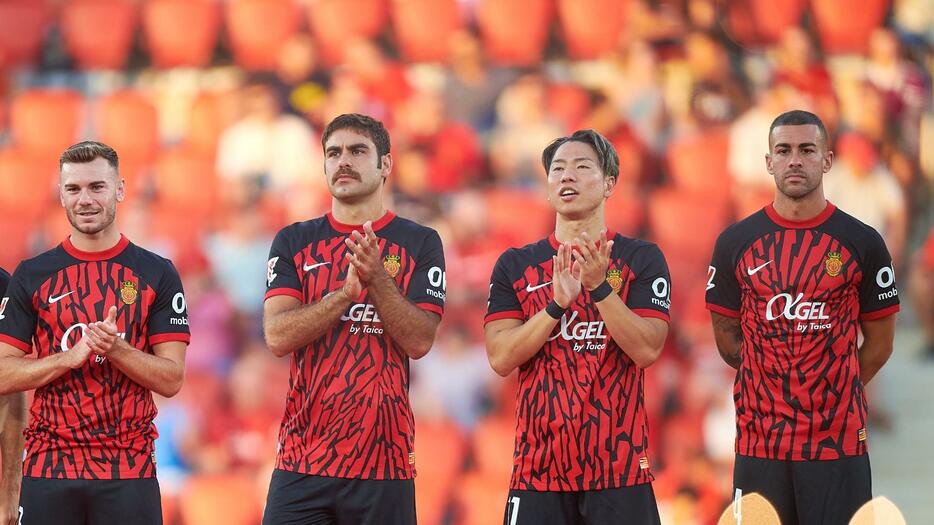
[706,303,741,318]
[631,308,670,323]
[0,334,31,354]
[150,333,191,345]
[484,310,525,325]
[860,304,900,321]
[417,302,444,317]
[265,288,303,301]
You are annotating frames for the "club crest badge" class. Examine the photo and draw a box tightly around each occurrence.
[824,252,842,277]
[120,280,138,305]
[606,268,623,293]
[383,254,401,278]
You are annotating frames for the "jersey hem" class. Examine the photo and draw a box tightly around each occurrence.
[735,448,867,461]
[509,473,655,492]
[274,463,414,481]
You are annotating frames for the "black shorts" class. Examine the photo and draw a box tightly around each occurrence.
[19,476,161,525]
[733,454,872,525]
[262,469,416,525]
[503,483,660,525]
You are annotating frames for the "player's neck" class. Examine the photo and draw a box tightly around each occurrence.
[68,225,122,253]
[772,192,828,223]
[330,196,386,226]
[554,214,606,245]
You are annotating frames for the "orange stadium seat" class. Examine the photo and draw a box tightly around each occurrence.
[0,214,32,271]
[456,471,510,525]
[665,128,732,199]
[472,415,516,479]
[726,0,807,48]
[391,0,462,63]
[0,1,49,69]
[185,91,234,157]
[143,0,220,68]
[483,188,554,247]
[225,0,300,71]
[61,0,138,70]
[476,0,553,66]
[152,147,219,218]
[557,0,627,59]
[178,473,261,525]
[11,89,83,160]
[414,418,466,525]
[811,0,889,54]
[306,0,388,66]
[605,183,645,238]
[96,90,159,165]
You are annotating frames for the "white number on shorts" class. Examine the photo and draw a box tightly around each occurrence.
[18,506,23,525]
[508,496,521,525]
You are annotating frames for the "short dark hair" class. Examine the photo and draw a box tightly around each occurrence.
[321,113,391,166]
[59,141,119,172]
[769,110,829,147]
[541,129,619,180]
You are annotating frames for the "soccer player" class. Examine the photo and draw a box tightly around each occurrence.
[706,110,899,525]
[262,114,445,524]
[0,141,190,525]
[485,130,670,525]
[0,267,25,525]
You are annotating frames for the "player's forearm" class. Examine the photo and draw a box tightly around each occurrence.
[858,342,893,385]
[366,273,439,359]
[486,312,559,376]
[264,291,354,357]
[711,313,743,369]
[0,392,25,499]
[595,295,666,368]
[0,354,74,394]
[105,340,184,397]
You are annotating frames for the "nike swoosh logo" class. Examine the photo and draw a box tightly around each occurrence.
[525,281,551,293]
[303,261,330,272]
[48,291,74,304]
[746,260,772,276]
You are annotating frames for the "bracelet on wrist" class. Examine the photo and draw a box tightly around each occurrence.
[590,280,613,302]
[545,299,567,319]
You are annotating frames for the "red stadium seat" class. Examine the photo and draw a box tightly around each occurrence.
[472,415,516,479]
[726,0,807,48]
[0,213,32,271]
[414,418,466,525]
[10,89,83,160]
[605,183,645,238]
[143,0,220,68]
[185,91,239,157]
[476,0,553,66]
[152,147,219,219]
[225,0,300,71]
[61,0,138,70]
[455,471,510,525]
[556,0,627,59]
[811,0,889,54]
[178,473,260,525]
[665,128,732,198]
[391,0,462,63]
[306,0,388,66]
[0,1,49,69]
[96,90,159,165]
[0,148,56,221]
[483,188,554,247]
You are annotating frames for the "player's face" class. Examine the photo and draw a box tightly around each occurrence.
[766,124,833,200]
[546,141,615,219]
[60,157,125,236]
[324,128,391,202]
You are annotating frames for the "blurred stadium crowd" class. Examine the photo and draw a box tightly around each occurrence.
[0,0,933,524]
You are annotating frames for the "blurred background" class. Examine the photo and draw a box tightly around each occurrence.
[0,0,932,523]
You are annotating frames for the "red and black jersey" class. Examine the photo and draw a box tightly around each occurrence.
[0,267,9,301]
[264,211,445,480]
[485,232,671,491]
[0,235,190,479]
[706,203,899,461]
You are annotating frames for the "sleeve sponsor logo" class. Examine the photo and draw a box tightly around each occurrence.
[876,266,898,300]
[0,297,8,321]
[426,266,446,300]
[170,292,188,325]
[651,277,670,309]
[706,266,716,291]
[266,257,279,287]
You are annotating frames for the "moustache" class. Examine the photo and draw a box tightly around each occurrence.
[333,169,360,182]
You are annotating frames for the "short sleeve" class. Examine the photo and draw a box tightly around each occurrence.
[148,260,191,345]
[405,230,446,317]
[705,231,741,318]
[0,266,38,354]
[484,250,524,324]
[625,244,671,323]
[858,229,900,320]
[265,227,303,302]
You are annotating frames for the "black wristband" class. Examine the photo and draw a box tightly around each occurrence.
[590,280,613,302]
[545,299,567,319]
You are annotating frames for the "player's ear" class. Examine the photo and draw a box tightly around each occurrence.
[116,177,126,202]
[765,153,774,175]
[603,175,616,198]
[380,152,392,180]
[822,150,833,173]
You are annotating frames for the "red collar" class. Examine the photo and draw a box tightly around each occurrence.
[765,201,836,229]
[326,210,396,233]
[548,230,617,251]
[63,234,130,261]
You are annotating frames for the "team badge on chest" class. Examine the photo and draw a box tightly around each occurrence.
[120,280,138,305]
[383,254,401,278]
[824,252,842,277]
[606,268,623,293]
